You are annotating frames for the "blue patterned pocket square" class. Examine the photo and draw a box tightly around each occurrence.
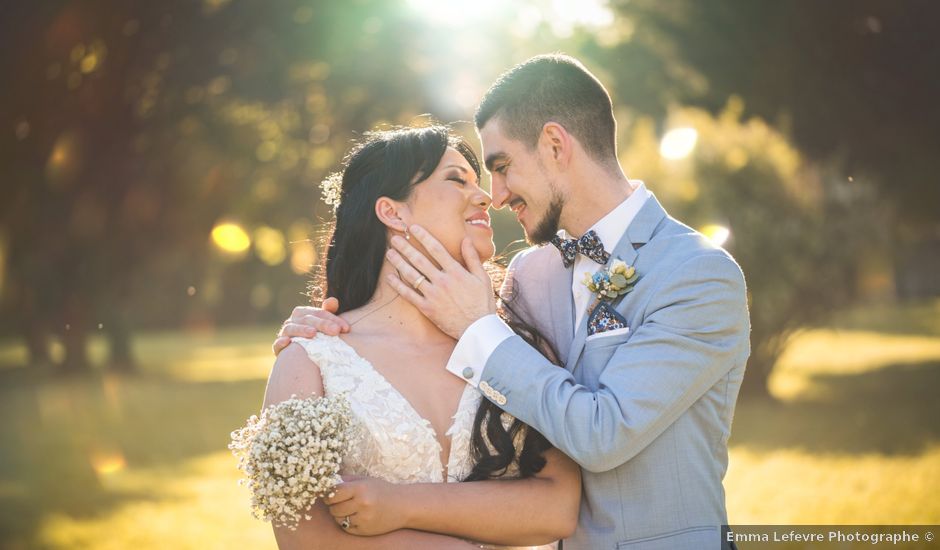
[587,301,629,337]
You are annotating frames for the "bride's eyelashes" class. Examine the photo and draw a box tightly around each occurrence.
[447,175,467,186]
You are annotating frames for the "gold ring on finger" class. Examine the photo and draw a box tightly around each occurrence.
[412,275,428,291]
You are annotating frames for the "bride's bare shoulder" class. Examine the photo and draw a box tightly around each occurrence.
[262,342,324,409]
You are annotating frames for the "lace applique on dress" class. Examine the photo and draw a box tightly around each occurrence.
[292,334,482,484]
[291,334,555,550]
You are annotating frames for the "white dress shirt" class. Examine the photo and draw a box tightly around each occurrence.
[445,181,650,387]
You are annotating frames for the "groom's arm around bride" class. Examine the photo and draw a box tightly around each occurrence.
[386,211,749,550]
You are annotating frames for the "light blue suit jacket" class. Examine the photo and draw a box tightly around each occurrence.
[481,194,750,550]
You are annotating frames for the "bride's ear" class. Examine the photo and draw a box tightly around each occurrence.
[375,197,409,233]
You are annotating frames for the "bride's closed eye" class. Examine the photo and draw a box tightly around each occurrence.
[448,175,468,186]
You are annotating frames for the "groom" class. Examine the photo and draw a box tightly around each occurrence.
[278,54,749,550]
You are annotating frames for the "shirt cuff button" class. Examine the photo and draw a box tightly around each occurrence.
[462,367,475,379]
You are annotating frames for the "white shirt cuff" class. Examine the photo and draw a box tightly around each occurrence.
[445,314,515,387]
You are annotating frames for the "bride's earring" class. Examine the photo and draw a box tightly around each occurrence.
[399,221,411,241]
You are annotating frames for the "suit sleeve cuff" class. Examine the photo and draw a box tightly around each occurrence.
[445,314,515,387]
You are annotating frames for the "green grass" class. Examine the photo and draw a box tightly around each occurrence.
[726,300,940,523]
[1,301,938,548]
[0,328,278,550]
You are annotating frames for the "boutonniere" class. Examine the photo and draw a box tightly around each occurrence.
[581,259,639,302]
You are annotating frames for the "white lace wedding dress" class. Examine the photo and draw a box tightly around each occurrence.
[293,334,556,550]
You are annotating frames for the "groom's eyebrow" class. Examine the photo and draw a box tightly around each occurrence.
[484,152,508,172]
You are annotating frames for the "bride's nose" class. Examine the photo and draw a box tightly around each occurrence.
[472,189,492,210]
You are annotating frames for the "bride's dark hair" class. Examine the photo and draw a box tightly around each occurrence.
[317,124,560,481]
[464,277,560,481]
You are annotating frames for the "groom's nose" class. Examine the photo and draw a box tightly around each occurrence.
[490,177,511,209]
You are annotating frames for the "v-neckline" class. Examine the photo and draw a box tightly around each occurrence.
[331,335,474,481]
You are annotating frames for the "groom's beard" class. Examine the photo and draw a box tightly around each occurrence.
[528,194,564,245]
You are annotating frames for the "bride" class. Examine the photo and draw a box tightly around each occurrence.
[262,124,580,549]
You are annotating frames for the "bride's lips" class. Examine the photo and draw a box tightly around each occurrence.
[465,211,492,233]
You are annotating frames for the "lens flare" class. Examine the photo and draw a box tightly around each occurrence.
[90,449,127,477]
[211,222,251,254]
[660,128,698,160]
[700,224,731,247]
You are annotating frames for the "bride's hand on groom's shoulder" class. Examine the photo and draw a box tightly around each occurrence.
[272,297,349,355]
[324,476,408,536]
[386,225,496,339]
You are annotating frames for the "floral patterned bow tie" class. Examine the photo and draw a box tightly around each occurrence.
[550,230,611,268]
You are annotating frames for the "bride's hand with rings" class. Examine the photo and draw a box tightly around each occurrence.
[324,477,408,536]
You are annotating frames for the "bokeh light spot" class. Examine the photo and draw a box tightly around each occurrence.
[660,128,698,160]
[80,53,99,73]
[701,224,731,247]
[211,222,251,254]
[90,449,126,478]
[207,76,231,95]
[70,44,86,63]
[15,120,30,140]
[255,141,278,162]
[290,241,316,275]
[254,226,287,266]
[45,131,80,185]
[725,147,749,171]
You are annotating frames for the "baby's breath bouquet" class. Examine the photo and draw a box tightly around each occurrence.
[229,394,353,529]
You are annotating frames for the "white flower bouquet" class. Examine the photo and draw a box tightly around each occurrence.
[229,394,353,529]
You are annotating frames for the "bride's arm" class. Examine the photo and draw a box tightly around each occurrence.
[329,446,581,546]
[263,343,479,550]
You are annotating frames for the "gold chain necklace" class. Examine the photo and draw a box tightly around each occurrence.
[346,294,400,327]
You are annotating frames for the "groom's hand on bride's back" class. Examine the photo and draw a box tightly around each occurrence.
[271,297,350,355]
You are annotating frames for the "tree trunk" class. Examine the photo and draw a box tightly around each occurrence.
[107,320,136,373]
[17,285,55,370]
[60,323,90,374]
[59,294,90,375]
[23,322,53,369]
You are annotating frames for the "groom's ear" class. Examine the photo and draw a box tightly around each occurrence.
[539,122,572,170]
[375,197,409,232]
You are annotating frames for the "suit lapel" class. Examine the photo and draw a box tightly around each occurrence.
[565,194,668,373]
[547,255,575,365]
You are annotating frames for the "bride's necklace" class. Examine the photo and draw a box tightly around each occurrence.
[347,294,400,327]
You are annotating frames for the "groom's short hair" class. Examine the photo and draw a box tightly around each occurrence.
[475,54,617,166]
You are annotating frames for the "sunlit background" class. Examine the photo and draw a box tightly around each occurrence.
[2,0,939,548]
